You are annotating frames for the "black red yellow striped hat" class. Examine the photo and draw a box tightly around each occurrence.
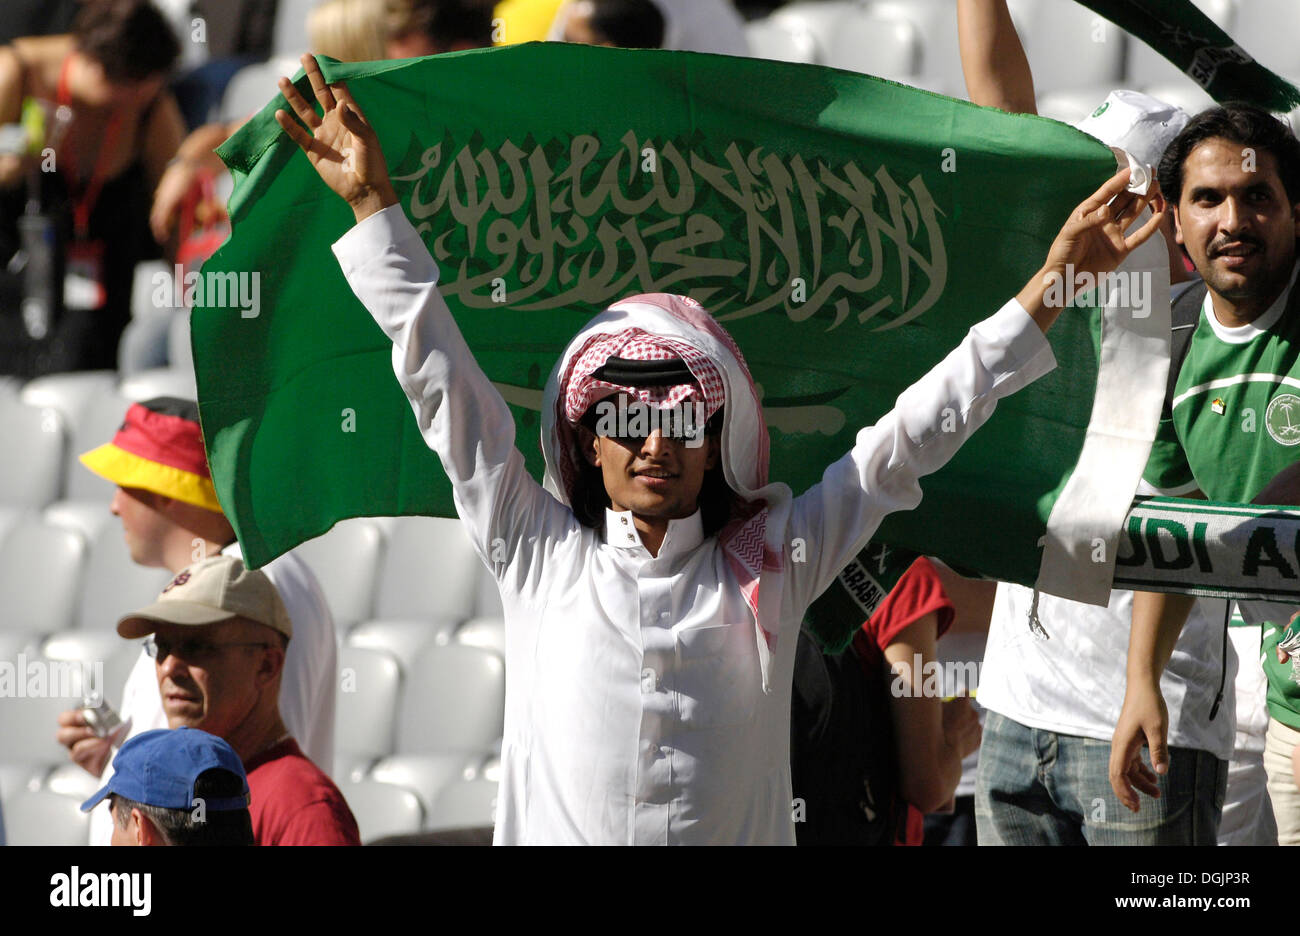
[79,397,222,513]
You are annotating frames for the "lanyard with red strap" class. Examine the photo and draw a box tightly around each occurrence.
[56,55,125,239]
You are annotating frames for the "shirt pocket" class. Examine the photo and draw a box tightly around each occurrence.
[673,621,761,729]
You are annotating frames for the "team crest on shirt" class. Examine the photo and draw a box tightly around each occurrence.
[1211,398,1226,415]
[1265,393,1300,446]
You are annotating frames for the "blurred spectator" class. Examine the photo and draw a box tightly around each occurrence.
[168,0,284,129]
[491,0,563,44]
[0,0,184,376]
[385,0,494,57]
[154,1,494,248]
[309,0,388,62]
[548,0,748,56]
[562,0,664,49]
[792,557,980,845]
[0,0,81,46]
[81,727,255,846]
[116,555,359,846]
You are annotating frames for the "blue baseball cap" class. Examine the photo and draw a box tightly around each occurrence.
[80,727,250,813]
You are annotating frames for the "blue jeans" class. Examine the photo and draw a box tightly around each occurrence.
[975,711,1227,845]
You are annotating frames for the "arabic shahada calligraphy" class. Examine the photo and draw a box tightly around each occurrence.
[393,130,947,332]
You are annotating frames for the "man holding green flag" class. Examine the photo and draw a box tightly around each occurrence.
[270,53,1162,845]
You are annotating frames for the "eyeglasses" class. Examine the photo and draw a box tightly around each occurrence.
[143,635,274,662]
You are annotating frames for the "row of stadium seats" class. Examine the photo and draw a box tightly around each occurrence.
[746,0,1300,122]
[0,504,503,632]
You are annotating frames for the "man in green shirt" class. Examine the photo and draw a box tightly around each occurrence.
[1110,104,1300,841]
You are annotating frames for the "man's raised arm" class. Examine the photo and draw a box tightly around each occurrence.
[275,54,570,575]
[957,0,1037,114]
[788,169,1164,607]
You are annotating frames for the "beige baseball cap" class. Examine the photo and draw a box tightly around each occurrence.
[117,554,293,641]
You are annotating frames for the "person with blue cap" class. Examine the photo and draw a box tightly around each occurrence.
[81,726,254,846]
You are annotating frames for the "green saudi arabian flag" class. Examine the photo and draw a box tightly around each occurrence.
[194,43,1138,596]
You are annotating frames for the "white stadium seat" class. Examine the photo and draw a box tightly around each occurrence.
[337,777,424,844]
[368,753,477,817]
[1233,0,1300,78]
[41,762,102,801]
[770,0,858,59]
[42,499,115,542]
[1024,2,1125,96]
[0,517,87,633]
[118,368,198,404]
[0,506,19,547]
[821,11,921,84]
[868,0,963,95]
[454,617,505,656]
[0,677,81,766]
[744,15,822,65]
[2,790,89,845]
[345,618,459,670]
[396,643,505,755]
[374,516,484,622]
[76,522,172,631]
[20,371,118,434]
[0,398,63,509]
[426,767,499,833]
[0,762,43,804]
[335,644,402,772]
[131,260,174,321]
[168,310,193,373]
[296,518,386,626]
[41,631,143,712]
[21,375,131,503]
[219,57,303,123]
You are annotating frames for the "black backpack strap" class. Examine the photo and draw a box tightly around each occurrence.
[1164,280,1209,420]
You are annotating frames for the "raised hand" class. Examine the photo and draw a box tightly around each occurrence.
[1042,167,1165,282]
[1017,167,1165,332]
[274,53,397,222]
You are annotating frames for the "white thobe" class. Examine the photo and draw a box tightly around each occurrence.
[334,204,1056,844]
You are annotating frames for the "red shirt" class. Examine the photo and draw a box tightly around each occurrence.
[853,557,955,846]
[245,738,361,846]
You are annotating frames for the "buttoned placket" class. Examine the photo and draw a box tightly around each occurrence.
[606,509,701,845]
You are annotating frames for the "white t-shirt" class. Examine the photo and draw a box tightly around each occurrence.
[1231,620,1269,754]
[87,544,337,845]
[979,584,1236,761]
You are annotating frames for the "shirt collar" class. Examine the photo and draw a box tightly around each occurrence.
[604,507,704,557]
[1204,259,1299,344]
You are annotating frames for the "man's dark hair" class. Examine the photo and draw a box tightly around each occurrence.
[1157,103,1300,207]
[387,0,494,50]
[585,0,666,49]
[110,767,254,846]
[72,0,180,83]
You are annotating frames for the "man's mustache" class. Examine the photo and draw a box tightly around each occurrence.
[1208,234,1263,257]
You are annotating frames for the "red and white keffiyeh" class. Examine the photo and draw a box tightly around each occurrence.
[561,329,726,426]
[542,293,791,693]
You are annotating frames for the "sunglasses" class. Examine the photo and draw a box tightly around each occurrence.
[144,634,274,662]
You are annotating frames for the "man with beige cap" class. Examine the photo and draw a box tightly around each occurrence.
[118,554,359,846]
